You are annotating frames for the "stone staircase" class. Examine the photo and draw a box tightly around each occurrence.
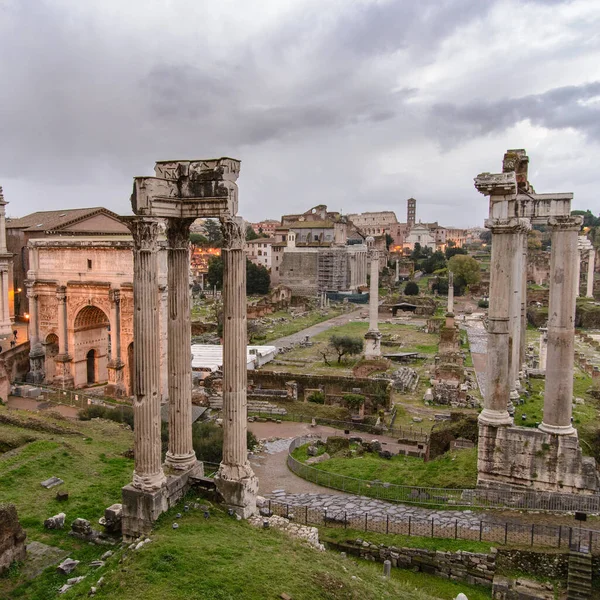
[208,397,287,416]
[567,551,592,599]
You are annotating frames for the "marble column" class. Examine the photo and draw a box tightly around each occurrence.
[165,218,197,471]
[539,216,581,435]
[447,271,454,314]
[0,190,11,336]
[106,288,126,397]
[478,219,526,427]
[508,229,525,411]
[214,216,258,517]
[520,234,528,375]
[575,248,581,298]
[539,328,547,371]
[25,282,44,384]
[128,217,166,491]
[54,285,73,387]
[586,249,595,298]
[364,241,381,359]
[395,259,399,283]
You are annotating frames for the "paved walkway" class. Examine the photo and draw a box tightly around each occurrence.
[271,308,365,349]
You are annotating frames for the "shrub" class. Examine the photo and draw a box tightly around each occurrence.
[78,405,134,429]
[329,334,364,363]
[477,299,489,308]
[404,281,419,296]
[307,391,325,404]
[343,393,365,410]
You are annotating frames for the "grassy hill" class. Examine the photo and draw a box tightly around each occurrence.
[0,406,489,599]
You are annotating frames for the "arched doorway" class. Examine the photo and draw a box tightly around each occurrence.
[86,349,96,384]
[73,305,110,388]
[44,333,59,382]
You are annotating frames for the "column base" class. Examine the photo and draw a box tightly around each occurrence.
[122,462,203,540]
[538,422,577,436]
[165,451,197,471]
[214,463,258,519]
[364,330,382,360]
[27,348,45,384]
[132,469,167,493]
[478,408,513,427]
[106,360,127,398]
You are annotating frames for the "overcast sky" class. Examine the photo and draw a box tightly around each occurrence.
[1,0,599,227]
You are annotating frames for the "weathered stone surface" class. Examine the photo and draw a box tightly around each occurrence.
[41,476,64,489]
[21,541,68,580]
[98,503,122,535]
[306,453,330,465]
[57,557,80,575]
[0,504,27,575]
[44,512,66,530]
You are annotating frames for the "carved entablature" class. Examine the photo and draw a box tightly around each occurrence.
[474,172,517,197]
[221,216,245,250]
[131,157,240,219]
[484,217,531,234]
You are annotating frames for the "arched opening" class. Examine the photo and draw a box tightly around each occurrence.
[44,333,59,382]
[73,305,109,388]
[86,349,96,384]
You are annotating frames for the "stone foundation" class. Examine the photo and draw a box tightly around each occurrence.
[214,464,259,519]
[121,462,203,540]
[478,425,599,493]
[0,504,27,574]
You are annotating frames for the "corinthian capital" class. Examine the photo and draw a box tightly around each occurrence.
[548,215,583,232]
[220,216,245,250]
[166,218,194,249]
[125,217,162,252]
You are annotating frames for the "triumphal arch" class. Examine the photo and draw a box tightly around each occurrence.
[475,149,598,494]
[121,157,258,538]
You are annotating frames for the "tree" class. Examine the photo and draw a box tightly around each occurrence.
[572,209,600,228]
[246,260,270,295]
[189,233,208,246]
[385,233,394,250]
[479,230,492,244]
[527,229,542,250]
[422,250,447,274]
[448,254,481,290]
[246,225,259,241]
[328,335,363,363]
[404,281,419,295]
[206,256,224,290]
[445,246,467,260]
[204,219,223,246]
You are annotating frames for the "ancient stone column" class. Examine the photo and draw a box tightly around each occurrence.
[539,327,547,371]
[520,234,528,375]
[395,259,399,283]
[539,216,582,435]
[587,249,595,298]
[0,190,11,336]
[364,240,381,359]
[575,247,581,298]
[478,219,526,427]
[127,217,166,491]
[214,216,258,517]
[165,218,197,471]
[25,282,44,384]
[106,288,126,397]
[447,271,454,314]
[508,229,526,410]
[54,285,73,387]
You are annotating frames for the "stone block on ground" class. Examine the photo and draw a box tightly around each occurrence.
[57,557,80,575]
[306,452,330,465]
[325,437,350,455]
[44,513,66,530]
[41,477,64,489]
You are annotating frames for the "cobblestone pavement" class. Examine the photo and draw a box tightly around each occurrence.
[267,492,486,529]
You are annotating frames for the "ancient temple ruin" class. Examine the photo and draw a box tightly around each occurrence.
[475,149,599,494]
[121,158,257,538]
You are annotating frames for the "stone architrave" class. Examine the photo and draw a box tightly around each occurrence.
[106,288,126,397]
[126,217,166,492]
[364,239,381,359]
[214,216,258,517]
[539,216,582,435]
[54,285,74,387]
[164,218,197,471]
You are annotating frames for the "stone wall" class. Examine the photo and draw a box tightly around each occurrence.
[248,370,392,408]
[495,549,568,581]
[0,341,30,383]
[478,425,599,493]
[0,504,27,574]
[329,539,495,587]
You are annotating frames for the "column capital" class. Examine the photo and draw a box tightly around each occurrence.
[220,216,245,250]
[125,216,162,252]
[484,217,531,234]
[548,215,583,232]
[109,288,121,304]
[474,172,517,196]
[25,281,37,299]
[56,285,67,303]
[166,218,194,249]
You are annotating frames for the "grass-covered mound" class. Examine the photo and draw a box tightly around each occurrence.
[292,442,478,489]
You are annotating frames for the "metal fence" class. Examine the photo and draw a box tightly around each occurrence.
[248,412,429,444]
[266,497,600,553]
[287,436,600,513]
[13,383,130,411]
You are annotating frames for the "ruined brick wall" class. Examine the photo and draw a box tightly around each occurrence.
[279,250,319,296]
[0,504,26,574]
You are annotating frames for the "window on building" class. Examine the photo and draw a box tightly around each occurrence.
[87,259,92,269]
[276,267,279,271]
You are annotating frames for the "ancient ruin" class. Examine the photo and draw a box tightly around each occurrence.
[576,235,595,298]
[475,149,599,493]
[0,188,12,337]
[121,158,257,538]
[364,237,381,359]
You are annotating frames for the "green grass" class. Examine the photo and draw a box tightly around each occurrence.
[262,308,345,342]
[11,499,491,600]
[292,443,478,489]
